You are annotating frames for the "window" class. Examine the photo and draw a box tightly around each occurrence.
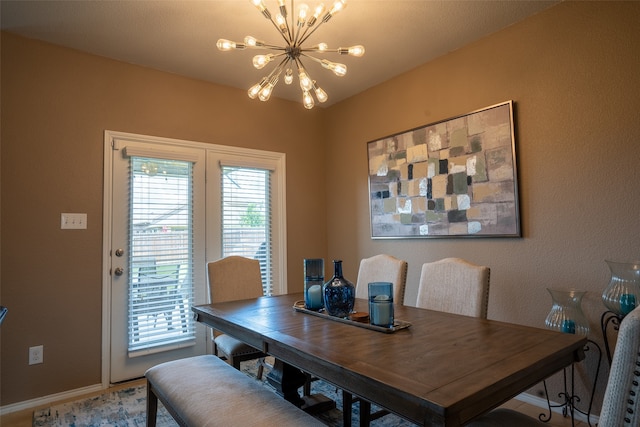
[128,157,195,351]
[221,166,273,294]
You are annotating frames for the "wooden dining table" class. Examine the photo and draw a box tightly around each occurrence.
[193,293,587,426]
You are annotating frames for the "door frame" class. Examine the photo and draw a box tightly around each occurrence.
[101,130,288,386]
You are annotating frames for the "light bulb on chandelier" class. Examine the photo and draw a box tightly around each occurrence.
[217,0,364,109]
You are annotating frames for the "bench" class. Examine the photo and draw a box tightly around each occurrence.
[145,354,326,427]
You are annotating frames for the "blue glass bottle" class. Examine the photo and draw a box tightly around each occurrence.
[323,260,355,318]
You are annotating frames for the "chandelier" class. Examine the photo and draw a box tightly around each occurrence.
[217,0,364,109]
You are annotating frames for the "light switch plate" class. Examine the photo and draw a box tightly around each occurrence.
[61,213,87,229]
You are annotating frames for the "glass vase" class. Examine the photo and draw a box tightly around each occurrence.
[323,260,355,318]
[601,260,640,317]
[303,258,324,311]
[545,288,590,336]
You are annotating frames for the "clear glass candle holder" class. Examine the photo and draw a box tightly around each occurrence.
[545,288,590,336]
[601,260,640,317]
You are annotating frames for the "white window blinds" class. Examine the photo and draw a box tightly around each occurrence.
[221,166,272,295]
[128,157,195,352]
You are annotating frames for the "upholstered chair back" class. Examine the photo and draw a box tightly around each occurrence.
[599,305,640,426]
[208,256,264,303]
[355,254,408,305]
[416,257,490,319]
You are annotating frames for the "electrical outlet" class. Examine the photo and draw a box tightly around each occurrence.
[29,345,43,365]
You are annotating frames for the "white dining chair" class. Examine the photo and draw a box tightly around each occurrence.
[207,256,268,379]
[416,257,490,319]
[467,304,640,426]
[343,253,408,427]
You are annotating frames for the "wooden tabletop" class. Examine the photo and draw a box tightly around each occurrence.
[193,293,586,426]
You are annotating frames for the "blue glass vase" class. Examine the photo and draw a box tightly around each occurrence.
[323,260,355,318]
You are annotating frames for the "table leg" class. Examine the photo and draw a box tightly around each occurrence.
[266,359,307,406]
[266,359,336,414]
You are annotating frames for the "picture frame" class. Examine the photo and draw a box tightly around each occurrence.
[367,100,520,239]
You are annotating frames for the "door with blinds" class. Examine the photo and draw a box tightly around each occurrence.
[108,136,206,383]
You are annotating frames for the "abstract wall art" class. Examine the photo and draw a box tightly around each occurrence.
[367,101,520,238]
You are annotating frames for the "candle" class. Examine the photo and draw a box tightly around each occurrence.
[306,284,323,310]
[620,293,636,315]
[370,294,393,327]
[561,319,576,334]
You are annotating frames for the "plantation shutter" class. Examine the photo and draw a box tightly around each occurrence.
[127,155,196,353]
[220,165,273,295]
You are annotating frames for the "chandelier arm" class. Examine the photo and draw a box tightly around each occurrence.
[284,22,294,44]
[293,55,306,70]
[288,0,296,42]
[279,12,294,44]
[250,43,288,50]
[299,52,323,65]
[292,20,305,47]
[300,53,347,77]
[265,14,293,45]
[270,56,290,78]
[295,23,315,47]
[294,57,312,80]
[297,20,327,46]
[301,47,339,53]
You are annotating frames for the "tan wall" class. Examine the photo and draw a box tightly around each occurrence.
[0,32,327,404]
[324,0,640,409]
[2,0,640,413]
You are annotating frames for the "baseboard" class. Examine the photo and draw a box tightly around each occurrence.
[515,392,600,425]
[0,383,104,416]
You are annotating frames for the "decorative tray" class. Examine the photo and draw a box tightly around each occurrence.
[293,301,411,333]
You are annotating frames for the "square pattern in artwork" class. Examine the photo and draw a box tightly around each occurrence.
[367,101,520,238]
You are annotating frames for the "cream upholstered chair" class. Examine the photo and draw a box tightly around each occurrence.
[343,254,408,427]
[207,256,267,379]
[467,304,640,426]
[416,257,490,319]
[597,304,640,426]
[354,254,408,305]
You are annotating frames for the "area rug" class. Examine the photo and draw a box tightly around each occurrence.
[32,384,177,427]
[33,359,414,426]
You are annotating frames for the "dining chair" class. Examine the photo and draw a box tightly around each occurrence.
[343,253,408,427]
[467,304,640,426]
[354,254,409,305]
[207,256,268,379]
[416,257,490,319]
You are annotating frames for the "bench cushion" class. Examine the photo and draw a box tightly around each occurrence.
[145,354,325,427]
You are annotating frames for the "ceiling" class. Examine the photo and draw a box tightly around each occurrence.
[1,0,560,107]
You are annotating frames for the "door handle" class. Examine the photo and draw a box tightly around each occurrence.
[114,267,124,276]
